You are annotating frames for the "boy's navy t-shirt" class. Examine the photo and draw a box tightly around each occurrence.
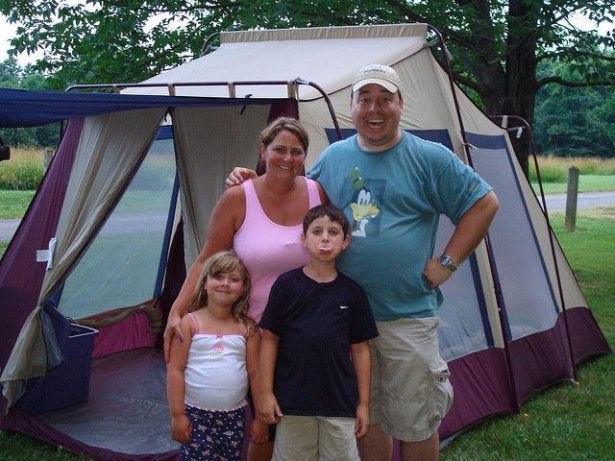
[259,267,378,417]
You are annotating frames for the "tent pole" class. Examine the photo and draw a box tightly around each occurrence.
[490,115,578,383]
[200,32,220,57]
[293,78,342,141]
[427,25,521,413]
[153,121,181,298]
[66,80,343,141]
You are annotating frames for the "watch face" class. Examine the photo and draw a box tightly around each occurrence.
[440,255,456,271]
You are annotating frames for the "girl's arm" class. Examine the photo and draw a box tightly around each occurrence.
[245,326,269,444]
[350,341,371,438]
[245,325,262,402]
[163,187,245,362]
[166,316,194,444]
[257,330,283,424]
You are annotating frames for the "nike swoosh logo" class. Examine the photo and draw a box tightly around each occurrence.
[340,305,350,310]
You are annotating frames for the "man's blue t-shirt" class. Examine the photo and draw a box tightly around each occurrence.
[308,132,492,321]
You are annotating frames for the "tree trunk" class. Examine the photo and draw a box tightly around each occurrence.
[471,0,540,178]
[504,0,538,177]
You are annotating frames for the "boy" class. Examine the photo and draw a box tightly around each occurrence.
[258,204,378,461]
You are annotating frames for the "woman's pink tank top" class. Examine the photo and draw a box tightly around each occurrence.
[233,177,321,322]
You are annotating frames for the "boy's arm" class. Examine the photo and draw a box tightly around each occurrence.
[350,341,371,438]
[257,329,283,424]
[166,317,193,444]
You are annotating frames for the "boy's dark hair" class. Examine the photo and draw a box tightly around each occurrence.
[303,204,350,237]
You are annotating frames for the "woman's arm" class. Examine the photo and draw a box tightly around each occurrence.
[350,341,371,438]
[166,316,193,443]
[163,186,245,362]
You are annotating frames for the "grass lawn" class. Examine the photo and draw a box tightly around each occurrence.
[441,209,614,461]
[531,174,615,195]
[0,190,36,219]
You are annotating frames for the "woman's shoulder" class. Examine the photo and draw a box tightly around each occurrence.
[210,182,247,228]
[219,181,247,204]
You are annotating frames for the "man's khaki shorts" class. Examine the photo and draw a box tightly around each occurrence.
[370,317,453,442]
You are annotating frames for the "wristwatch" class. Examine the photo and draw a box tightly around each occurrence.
[440,254,457,272]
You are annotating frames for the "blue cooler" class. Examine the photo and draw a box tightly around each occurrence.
[19,323,98,414]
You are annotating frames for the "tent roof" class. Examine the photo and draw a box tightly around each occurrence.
[0,88,275,128]
[0,24,430,128]
[131,24,429,99]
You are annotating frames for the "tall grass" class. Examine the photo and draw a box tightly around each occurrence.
[0,147,47,190]
[529,155,615,183]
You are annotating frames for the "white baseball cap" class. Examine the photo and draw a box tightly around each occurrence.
[352,64,401,93]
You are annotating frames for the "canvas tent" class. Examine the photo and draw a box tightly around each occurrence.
[0,23,610,460]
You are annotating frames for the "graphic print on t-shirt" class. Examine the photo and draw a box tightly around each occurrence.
[346,166,384,237]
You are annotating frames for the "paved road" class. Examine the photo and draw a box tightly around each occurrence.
[0,218,19,242]
[537,191,615,213]
[1,191,615,243]
[0,213,167,243]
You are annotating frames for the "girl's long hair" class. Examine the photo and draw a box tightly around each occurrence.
[189,250,253,330]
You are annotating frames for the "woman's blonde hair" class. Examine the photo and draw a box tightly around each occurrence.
[189,250,253,329]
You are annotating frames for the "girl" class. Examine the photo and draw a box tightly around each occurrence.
[167,250,260,461]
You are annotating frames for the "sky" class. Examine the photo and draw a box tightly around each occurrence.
[0,16,43,65]
[0,10,608,66]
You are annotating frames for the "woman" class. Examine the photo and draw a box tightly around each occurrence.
[164,117,327,460]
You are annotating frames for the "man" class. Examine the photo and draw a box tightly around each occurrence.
[228,64,499,461]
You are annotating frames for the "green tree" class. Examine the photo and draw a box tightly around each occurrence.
[534,59,614,158]
[0,57,59,147]
[1,1,614,170]
[590,94,615,155]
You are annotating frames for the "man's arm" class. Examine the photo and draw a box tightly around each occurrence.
[225,167,257,189]
[423,191,499,289]
[350,341,371,438]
